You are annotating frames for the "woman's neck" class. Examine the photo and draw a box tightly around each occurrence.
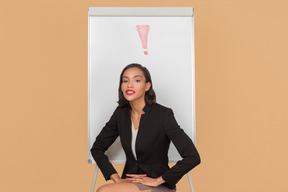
[130,100,146,116]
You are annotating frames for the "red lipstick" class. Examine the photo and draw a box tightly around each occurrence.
[126,90,135,95]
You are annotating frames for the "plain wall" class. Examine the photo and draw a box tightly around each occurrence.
[1,0,287,192]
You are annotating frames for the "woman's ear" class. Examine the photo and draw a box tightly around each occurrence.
[145,82,151,91]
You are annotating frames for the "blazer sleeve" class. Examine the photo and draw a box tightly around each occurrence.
[90,107,119,181]
[161,108,201,186]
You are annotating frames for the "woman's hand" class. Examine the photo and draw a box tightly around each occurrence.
[116,179,131,183]
[110,173,131,183]
[126,174,165,187]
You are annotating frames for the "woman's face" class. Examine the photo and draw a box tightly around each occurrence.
[121,67,151,103]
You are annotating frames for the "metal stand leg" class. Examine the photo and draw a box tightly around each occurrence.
[90,165,99,192]
[187,172,195,192]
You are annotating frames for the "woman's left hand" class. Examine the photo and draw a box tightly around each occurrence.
[126,174,165,187]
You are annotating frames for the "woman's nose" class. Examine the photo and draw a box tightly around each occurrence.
[127,81,133,87]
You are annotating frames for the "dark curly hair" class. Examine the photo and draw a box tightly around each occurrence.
[117,63,156,107]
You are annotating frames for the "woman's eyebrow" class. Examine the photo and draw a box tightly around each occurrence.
[122,75,142,78]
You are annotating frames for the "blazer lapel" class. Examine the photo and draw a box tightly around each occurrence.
[121,104,152,163]
[121,108,137,162]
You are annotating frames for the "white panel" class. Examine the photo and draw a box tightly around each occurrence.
[88,7,195,164]
[88,7,193,17]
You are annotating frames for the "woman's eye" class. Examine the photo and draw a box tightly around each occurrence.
[135,80,141,82]
[123,80,128,83]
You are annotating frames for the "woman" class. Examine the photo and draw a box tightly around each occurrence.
[91,63,200,192]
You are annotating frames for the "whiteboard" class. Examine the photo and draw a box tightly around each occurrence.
[88,7,195,164]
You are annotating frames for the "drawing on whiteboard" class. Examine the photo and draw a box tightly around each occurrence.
[136,25,150,55]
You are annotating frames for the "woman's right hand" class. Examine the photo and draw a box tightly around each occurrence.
[116,179,131,183]
[110,173,131,183]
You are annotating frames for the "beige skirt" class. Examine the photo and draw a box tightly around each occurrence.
[133,183,176,192]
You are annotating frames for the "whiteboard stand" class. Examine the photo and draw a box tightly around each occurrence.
[88,7,196,192]
[188,172,195,192]
[90,165,98,192]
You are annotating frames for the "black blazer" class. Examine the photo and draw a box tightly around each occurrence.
[90,103,200,189]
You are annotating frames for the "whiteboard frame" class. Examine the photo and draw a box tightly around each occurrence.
[88,7,196,164]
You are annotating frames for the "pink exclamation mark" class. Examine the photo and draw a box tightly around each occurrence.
[136,25,150,55]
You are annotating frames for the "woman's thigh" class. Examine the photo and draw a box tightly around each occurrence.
[96,182,152,192]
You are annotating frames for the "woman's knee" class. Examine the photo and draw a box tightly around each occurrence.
[96,184,111,192]
[96,182,142,192]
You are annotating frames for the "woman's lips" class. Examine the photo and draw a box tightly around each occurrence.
[126,90,135,95]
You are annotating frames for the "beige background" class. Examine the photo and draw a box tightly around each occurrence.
[1,0,288,192]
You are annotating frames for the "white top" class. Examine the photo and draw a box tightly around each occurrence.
[131,119,138,160]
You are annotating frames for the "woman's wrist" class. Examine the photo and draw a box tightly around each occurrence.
[110,173,121,183]
[156,176,165,185]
